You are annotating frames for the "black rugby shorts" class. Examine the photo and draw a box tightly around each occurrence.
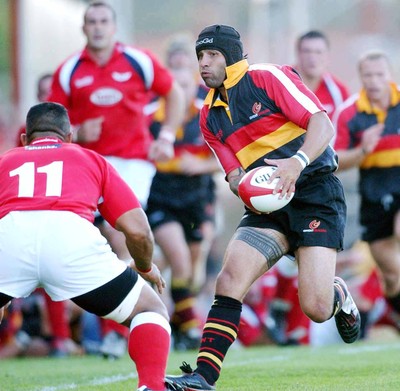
[237,172,346,252]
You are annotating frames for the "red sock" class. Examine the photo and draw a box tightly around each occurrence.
[101,318,129,339]
[128,312,171,391]
[43,292,70,339]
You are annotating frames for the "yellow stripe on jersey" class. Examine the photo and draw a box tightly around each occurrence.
[198,352,223,367]
[236,122,306,169]
[361,149,400,169]
[204,322,238,339]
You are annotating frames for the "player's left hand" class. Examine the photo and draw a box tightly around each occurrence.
[148,139,174,162]
[264,157,302,199]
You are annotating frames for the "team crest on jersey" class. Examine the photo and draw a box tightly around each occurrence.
[75,76,94,88]
[249,102,262,120]
[112,71,132,82]
[90,88,123,106]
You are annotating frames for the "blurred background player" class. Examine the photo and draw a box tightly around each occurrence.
[334,51,400,332]
[294,30,349,118]
[146,36,219,350]
[47,1,184,358]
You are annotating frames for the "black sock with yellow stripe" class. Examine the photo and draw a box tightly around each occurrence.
[195,295,242,385]
[171,281,199,332]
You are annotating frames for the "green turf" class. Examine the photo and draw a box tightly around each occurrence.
[1,339,399,390]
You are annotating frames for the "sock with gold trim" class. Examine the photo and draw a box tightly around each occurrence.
[195,295,242,385]
[171,281,199,333]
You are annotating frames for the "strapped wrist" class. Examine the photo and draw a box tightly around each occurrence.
[136,265,153,274]
[158,128,176,144]
[292,150,310,169]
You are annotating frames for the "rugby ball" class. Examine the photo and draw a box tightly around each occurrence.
[238,166,294,213]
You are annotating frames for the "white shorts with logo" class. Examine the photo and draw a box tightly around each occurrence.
[0,211,144,307]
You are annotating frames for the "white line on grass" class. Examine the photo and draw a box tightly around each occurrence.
[338,341,400,354]
[35,373,137,391]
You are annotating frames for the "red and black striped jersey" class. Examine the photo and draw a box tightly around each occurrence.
[333,83,400,201]
[200,60,338,176]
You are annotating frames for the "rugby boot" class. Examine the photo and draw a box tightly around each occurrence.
[334,277,361,343]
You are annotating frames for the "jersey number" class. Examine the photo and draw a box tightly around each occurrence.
[9,161,64,197]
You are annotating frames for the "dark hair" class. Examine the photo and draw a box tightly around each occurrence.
[297,30,330,50]
[26,102,71,141]
[84,1,116,23]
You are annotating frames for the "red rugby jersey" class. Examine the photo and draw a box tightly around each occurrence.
[48,43,173,159]
[0,138,140,226]
[314,73,349,119]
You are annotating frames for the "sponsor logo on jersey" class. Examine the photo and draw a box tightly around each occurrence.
[302,219,327,233]
[90,88,123,106]
[112,71,132,82]
[75,76,94,88]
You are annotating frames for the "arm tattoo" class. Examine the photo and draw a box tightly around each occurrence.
[228,167,246,196]
[233,227,287,269]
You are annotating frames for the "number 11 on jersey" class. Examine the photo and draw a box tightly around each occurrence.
[9,161,64,197]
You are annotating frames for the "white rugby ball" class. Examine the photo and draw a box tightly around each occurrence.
[238,166,294,213]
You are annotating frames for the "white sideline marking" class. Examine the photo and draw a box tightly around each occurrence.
[35,373,136,391]
[338,342,400,354]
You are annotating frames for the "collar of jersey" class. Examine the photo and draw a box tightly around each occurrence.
[82,42,121,63]
[204,59,249,108]
[356,82,400,122]
[31,137,62,145]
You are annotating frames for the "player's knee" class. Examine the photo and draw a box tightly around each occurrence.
[215,270,246,300]
[301,298,332,323]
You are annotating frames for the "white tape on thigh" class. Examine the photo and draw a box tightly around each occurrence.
[103,275,146,323]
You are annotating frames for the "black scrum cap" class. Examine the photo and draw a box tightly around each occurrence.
[195,24,243,66]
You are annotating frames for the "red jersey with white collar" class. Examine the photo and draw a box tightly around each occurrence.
[48,42,174,159]
[0,138,140,226]
[314,73,349,119]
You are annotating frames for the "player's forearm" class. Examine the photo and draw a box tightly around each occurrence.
[125,235,154,272]
[162,80,185,138]
[227,167,246,196]
[115,209,154,271]
[301,111,334,163]
[336,148,365,171]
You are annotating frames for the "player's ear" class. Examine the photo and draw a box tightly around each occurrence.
[65,132,73,143]
[20,133,28,146]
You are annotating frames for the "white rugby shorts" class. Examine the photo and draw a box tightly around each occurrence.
[104,157,156,208]
[0,210,142,304]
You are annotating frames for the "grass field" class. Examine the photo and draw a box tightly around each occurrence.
[1,338,399,391]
